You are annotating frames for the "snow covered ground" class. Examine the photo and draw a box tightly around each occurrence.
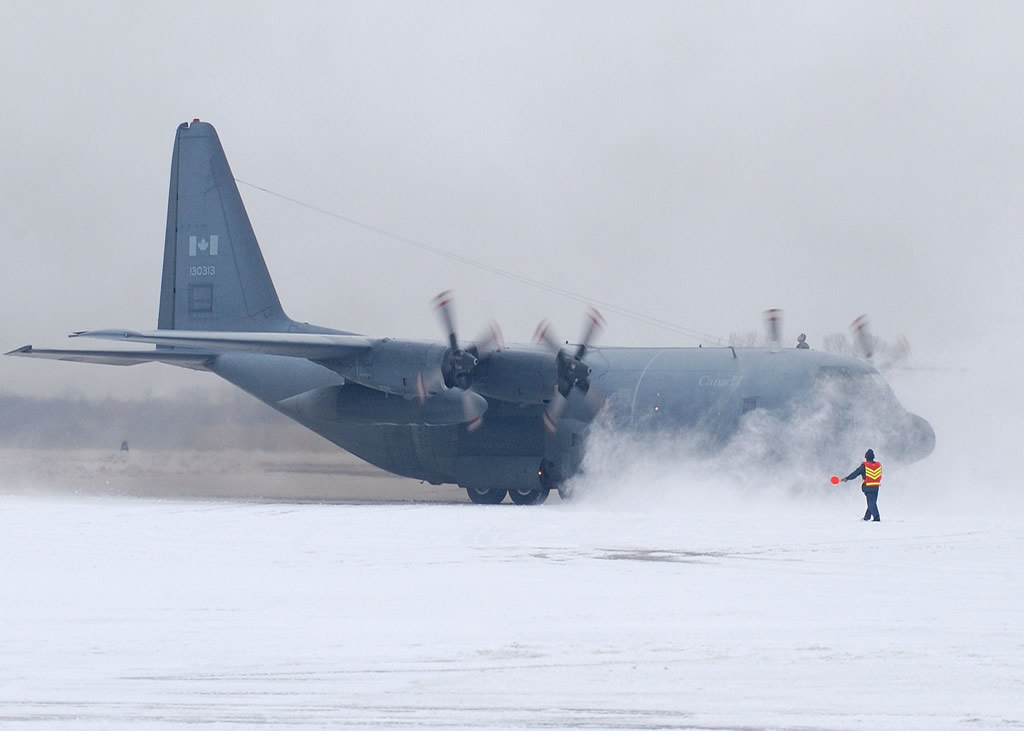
[1,462,1021,729]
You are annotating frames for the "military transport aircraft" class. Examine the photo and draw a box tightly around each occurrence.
[8,120,935,504]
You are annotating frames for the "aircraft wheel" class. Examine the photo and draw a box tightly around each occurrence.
[508,487,550,506]
[556,482,575,501]
[466,486,507,505]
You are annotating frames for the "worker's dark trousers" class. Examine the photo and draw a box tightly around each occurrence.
[863,487,880,521]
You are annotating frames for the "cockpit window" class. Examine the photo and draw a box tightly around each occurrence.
[815,366,898,406]
[815,366,853,382]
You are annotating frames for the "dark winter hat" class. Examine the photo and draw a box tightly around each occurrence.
[865,449,875,461]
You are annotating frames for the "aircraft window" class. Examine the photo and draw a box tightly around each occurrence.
[814,366,897,406]
[188,284,213,313]
[815,366,852,381]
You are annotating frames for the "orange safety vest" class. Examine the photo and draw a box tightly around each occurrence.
[863,461,882,488]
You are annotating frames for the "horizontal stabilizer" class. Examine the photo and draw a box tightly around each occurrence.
[5,345,213,370]
[70,329,374,361]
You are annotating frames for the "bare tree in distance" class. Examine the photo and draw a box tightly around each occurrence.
[728,330,762,348]
[821,332,858,357]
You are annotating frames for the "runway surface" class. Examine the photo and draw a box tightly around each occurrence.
[1,450,1022,729]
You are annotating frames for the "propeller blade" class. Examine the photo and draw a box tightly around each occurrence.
[415,368,445,405]
[850,314,873,359]
[416,372,426,404]
[763,308,783,353]
[884,334,910,369]
[543,389,569,433]
[433,290,459,351]
[580,385,607,420]
[575,306,605,359]
[461,388,486,432]
[474,320,505,356]
[533,319,563,354]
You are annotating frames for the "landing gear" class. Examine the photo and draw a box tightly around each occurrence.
[463,460,563,506]
[466,486,507,505]
[508,487,550,505]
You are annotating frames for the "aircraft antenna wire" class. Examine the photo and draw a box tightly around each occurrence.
[235,178,726,345]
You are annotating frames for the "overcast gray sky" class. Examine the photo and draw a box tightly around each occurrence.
[2,1,1023,400]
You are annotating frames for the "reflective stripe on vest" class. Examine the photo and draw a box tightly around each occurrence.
[864,461,882,487]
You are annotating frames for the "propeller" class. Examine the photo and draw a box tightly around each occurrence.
[534,306,606,433]
[885,334,911,370]
[433,290,480,390]
[850,314,874,360]
[763,308,783,353]
[417,291,503,431]
[849,314,911,369]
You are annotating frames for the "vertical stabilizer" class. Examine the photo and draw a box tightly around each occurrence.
[158,120,290,332]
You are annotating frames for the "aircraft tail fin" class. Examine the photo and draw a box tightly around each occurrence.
[158,120,291,332]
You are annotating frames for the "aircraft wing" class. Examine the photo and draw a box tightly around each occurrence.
[6,345,214,370]
[69,329,374,362]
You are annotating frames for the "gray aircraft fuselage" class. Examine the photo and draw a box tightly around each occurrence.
[8,120,935,504]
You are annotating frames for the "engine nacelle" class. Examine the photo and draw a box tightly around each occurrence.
[472,348,556,404]
[278,383,487,426]
[337,339,447,397]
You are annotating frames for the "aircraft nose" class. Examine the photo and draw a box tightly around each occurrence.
[907,412,936,462]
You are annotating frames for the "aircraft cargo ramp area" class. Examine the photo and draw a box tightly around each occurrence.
[1,450,1021,729]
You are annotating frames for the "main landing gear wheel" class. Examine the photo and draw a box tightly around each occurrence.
[508,487,550,506]
[466,486,507,505]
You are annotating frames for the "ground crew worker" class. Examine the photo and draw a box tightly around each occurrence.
[841,449,882,521]
[796,333,809,349]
